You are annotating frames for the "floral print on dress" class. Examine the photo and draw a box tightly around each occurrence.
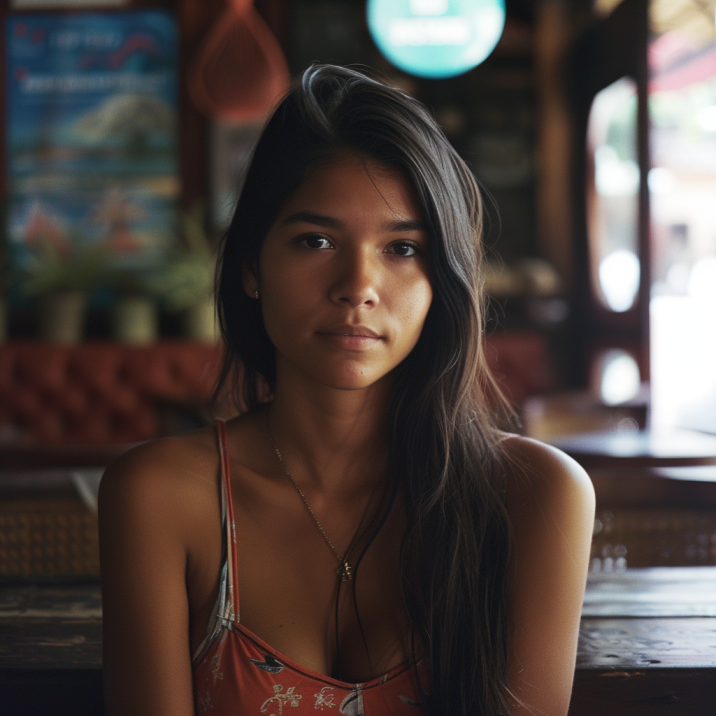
[260,684,302,715]
[211,653,224,682]
[197,691,214,711]
[314,686,336,709]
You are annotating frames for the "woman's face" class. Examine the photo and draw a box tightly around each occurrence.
[249,151,433,392]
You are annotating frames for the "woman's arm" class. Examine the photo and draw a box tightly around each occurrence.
[503,437,596,716]
[98,442,200,716]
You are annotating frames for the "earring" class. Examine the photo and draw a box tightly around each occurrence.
[254,290,259,300]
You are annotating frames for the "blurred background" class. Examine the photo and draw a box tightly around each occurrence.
[0,0,716,611]
[2,2,716,713]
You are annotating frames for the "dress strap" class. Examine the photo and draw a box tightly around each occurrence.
[217,418,240,624]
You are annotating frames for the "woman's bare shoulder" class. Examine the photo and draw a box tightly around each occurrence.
[99,427,221,531]
[498,437,595,715]
[99,428,221,716]
[500,434,594,494]
[498,433,595,514]
[104,425,218,479]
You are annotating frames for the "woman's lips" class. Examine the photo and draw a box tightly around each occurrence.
[316,327,383,350]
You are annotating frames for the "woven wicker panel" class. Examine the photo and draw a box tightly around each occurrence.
[0,499,99,576]
[591,508,716,571]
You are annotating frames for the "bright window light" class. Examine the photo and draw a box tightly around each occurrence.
[648,166,675,194]
[599,249,641,312]
[595,145,640,197]
[688,256,716,302]
[586,77,639,312]
[600,350,641,406]
[696,105,716,132]
[651,296,716,433]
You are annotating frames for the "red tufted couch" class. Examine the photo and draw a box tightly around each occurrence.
[0,332,550,448]
[484,331,553,406]
[0,341,223,445]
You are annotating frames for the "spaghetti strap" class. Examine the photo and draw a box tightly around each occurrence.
[217,418,241,624]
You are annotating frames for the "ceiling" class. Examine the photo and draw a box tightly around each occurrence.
[594,0,716,40]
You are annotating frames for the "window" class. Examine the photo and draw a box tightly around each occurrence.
[587,76,641,313]
[649,0,716,432]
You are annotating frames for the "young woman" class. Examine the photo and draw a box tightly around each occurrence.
[99,64,595,716]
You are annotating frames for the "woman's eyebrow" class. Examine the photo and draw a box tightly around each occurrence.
[280,212,427,233]
[280,211,342,228]
[385,219,427,232]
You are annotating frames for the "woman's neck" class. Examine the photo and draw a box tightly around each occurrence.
[266,364,392,497]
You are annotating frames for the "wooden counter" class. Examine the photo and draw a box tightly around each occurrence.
[2,569,716,715]
[0,582,102,715]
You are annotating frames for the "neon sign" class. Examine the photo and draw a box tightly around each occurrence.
[367,0,506,79]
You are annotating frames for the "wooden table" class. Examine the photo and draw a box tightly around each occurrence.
[573,567,716,715]
[2,569,716,715]
[550,429,716,469]
[0,581,103,716]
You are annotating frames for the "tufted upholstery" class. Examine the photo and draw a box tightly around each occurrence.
[0,341,223,444]
[0,332,549,446]
[484,331,552,405]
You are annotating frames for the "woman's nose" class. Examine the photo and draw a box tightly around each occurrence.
[328,246,379,308]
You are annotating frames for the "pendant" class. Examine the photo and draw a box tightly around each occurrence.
[338,562,353,581]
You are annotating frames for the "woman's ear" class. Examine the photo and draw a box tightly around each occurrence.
[241,259,259,299]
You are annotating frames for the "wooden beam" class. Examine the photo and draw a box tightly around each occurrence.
[535,0,574,289]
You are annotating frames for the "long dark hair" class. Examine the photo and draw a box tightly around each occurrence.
[215,64,515,715]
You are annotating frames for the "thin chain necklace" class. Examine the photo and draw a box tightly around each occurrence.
[267,423,357,582]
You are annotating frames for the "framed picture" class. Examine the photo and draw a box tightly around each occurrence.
[6,11,179,282]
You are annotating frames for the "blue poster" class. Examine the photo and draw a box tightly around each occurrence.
[6,11,178,274]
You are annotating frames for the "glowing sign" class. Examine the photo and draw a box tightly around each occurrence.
[367,0,505,79]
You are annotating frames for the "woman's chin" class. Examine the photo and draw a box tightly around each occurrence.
[318,371,388,393]
[301,362,393,393]
[274,351,397,393]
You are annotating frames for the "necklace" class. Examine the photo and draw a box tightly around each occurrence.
[267,425,356,582]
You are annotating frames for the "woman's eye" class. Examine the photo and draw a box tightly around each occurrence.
[300,233,333,249]
[389,242,419,257]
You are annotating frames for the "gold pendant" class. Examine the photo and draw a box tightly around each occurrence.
[338,562,353,581]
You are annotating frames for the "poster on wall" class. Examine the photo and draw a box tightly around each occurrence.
[6,11,178,283]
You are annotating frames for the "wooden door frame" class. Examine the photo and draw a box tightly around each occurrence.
[567,0,651,386]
